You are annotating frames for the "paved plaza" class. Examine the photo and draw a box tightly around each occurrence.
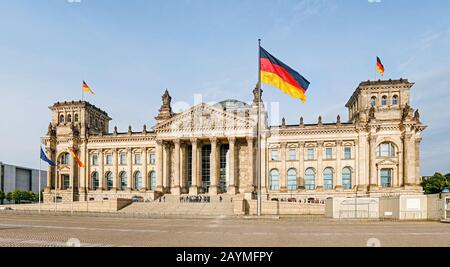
[0,212,449,247]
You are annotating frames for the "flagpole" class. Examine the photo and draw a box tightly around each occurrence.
[257,39,262,217]
[54,163,57,212]
[38,154,41,213]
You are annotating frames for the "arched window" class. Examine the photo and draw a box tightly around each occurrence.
[59,114,65,123]
[134,171,142,190]
[74,113,79,122]
[119,172,127,191]
[381,95,387,106]
[378,142,396,157]
[342,167,352,190]
[392,95,398,105]
[305,168,315,190]
[105,172,113,190]
[91,172,99,190]
[370,96,376,107]
[269,169,280,191]
[67,114,72,123]
[60,153,70,165]
[148,171,156,191]
[287,168,297,191]
[323,168,334,190]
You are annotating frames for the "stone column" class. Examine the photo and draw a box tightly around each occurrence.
[189,138,199,195]
[163,142,171,193]
[112,149,118,191]
[227,137,237,194]
[79,144,86,195]
[398,139,404,187]
[98,149,104,191]
[180,143,187,193]
[260,136,267,193]
[156,140,164,192]
[298,141,305,190]
[209,137,219,195]
[335,140,342,189]
[354,142,359,190]
[415,137,422,185]
[172,139,181,195]
[369,135,378,189]
[142,147,148,191]
[127,148,132,191]
[246,137,255,193]
[70,151,76,192]
[279,142,287,192]
[316,142,323,190]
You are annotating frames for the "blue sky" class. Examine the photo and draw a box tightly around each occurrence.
[0,0,449,175]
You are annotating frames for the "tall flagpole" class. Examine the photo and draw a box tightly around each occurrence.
[38,153,41,213]
[257,39,262,217]
[54,163,57,212]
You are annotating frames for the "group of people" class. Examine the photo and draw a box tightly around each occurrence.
[180,195,211,203]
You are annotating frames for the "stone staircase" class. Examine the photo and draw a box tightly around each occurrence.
[118,194,237,216]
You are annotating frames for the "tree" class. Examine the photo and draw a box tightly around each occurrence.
[6,192,12,203]
[0,190,5,205]
[11,190,22,204]
[421,172,450,194]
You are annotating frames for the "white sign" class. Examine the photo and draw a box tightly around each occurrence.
[384,211,393,216]
[406,198,421,210]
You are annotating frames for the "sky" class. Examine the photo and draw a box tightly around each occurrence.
[0,0,449,175]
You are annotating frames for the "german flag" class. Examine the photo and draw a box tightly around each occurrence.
[82,80,95,94]
[376,57,385,76]
[260,47,310,102]
[69,147,84,168]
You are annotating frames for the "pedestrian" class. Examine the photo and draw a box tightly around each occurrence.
[219,196,222,202]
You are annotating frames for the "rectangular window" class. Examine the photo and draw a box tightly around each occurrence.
[92,155,98,166]
[62,174,70,190]
[325,148,333,160]
[134,154,141,165]
[149,153,156,165]
[288,149,296,160]
[381,169,392,188]
[201,145,211,193]
[271,150,279,161]
[344,147,352,159]
[106,154,112,165]
[187,146,192,187]
[120,153,126,165]
[307,148,314,160]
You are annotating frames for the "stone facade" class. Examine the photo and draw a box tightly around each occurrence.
[42,79,427,203]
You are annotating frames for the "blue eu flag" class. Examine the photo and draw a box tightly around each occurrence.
[40,147,56,167]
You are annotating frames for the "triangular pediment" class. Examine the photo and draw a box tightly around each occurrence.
[154,103,256,137]
[376,158,398,165]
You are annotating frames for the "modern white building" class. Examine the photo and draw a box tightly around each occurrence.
[0,162,47,203]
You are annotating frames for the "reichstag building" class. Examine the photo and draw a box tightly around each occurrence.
[42,79,426,203]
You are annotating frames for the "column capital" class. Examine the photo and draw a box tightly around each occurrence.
[336,140,343,146]
[317,141,324,147]
[126,147,132,153]
[190,137,198,144]
[210,137,218,144]
[141,147,147,152]
[173,139,181,145]
[227,136,236,144]
[298,141,305,147]
[156,139,163,145]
